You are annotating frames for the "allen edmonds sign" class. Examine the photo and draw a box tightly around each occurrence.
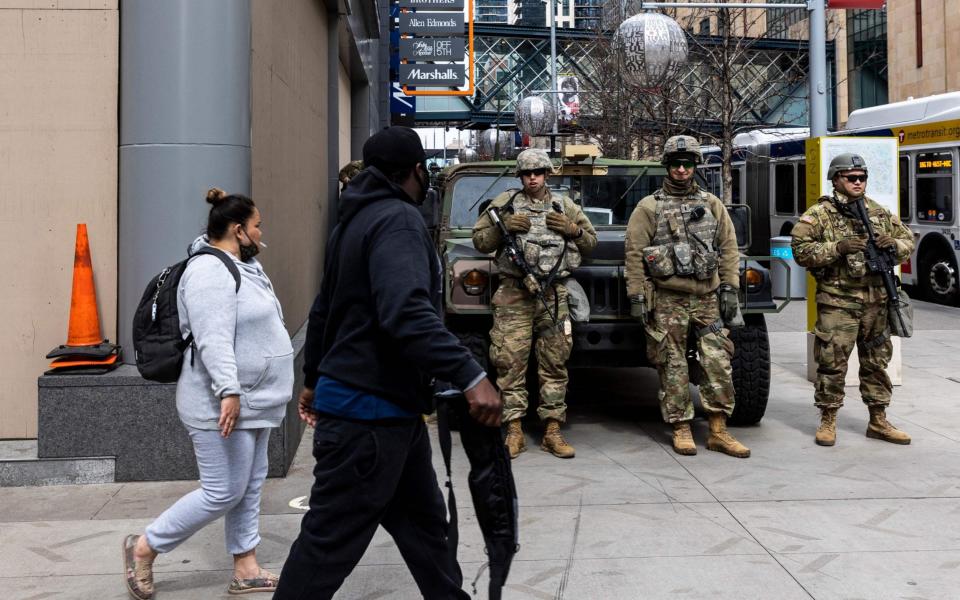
[400,37,465,61]
[399,64,466,87]
[398,0,465,8]
[399,12,465,35]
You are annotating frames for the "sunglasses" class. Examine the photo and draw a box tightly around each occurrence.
[842,174,868,183]
[667,160,696,170]
[519,168,548,177]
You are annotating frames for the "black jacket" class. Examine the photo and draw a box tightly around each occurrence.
[302,167,484,414]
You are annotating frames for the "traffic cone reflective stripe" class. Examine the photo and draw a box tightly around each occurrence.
[67,224,103,347]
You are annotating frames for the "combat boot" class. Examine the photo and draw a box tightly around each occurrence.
[541,419,575,458]
[706,413,750,458]
[815,408,838,446]
[504,419,526,458]
[671,422,697,455]
[866,406,911,445]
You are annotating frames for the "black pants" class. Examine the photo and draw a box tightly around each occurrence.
[274,415,469,600]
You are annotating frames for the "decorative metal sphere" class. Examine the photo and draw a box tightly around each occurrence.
[614,12,688,88]
[457,147,479,163]
[478,129,515,161]
[514,95,557,137]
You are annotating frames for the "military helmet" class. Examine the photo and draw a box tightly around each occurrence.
[661,135,703,164]
[338,159,364,183]
[827,153,868,179]
[515,148,555,177]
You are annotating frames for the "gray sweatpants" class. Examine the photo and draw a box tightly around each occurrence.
[145,427,271,555]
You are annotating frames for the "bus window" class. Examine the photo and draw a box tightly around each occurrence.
[916,151,954,223]
[731,167,741,204]
[899,155,911,222]
[796,161,807,211]
[774,163,795,215]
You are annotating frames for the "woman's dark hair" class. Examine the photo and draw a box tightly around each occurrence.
[205,188,256,240]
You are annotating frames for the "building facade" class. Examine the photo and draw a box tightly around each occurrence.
[1,0,388,439]
[886,0,960,102]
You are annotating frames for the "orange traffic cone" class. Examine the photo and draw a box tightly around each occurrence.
[46,224,119,373]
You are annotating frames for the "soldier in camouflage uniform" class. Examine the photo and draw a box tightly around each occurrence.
[472,148,597,459]
[791,153,914,446]
[625,136,750,458]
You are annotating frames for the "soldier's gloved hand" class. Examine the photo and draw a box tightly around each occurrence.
[717,283,740,324]
[545,212,582,238]
[630,295,650,325]
[837,237,868,255]
[503,214,531,234]
[875,234,897,250]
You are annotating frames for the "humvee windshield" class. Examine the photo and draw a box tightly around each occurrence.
[449,172,666,229]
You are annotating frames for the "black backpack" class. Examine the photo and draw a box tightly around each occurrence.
[133,247,241,382]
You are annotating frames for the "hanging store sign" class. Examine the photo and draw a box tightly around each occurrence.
[398,0,465,8]
[399,63,466,86]
[400,37,465,61]
[399,12,464,35]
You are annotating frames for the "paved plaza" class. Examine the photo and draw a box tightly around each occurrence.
[3,299,960,599]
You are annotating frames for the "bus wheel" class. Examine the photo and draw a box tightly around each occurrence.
[920,252,960,305]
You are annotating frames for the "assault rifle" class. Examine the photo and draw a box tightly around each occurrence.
[486,206,560,327]
[849,197,913,337]
[434,385,518,600]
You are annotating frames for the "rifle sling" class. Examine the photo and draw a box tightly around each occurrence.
[435,400,458,560]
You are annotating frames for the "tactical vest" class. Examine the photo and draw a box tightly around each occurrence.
[642,189,720,280]
[495,190,582,280]
[810,194,886,288]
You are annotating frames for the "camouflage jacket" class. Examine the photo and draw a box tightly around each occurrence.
[791,192,914,307]
[625,185,740,298]
[472,188,597,279]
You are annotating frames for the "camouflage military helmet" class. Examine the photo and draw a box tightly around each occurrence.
[827,153,868,179]
[515,148,556,177]
[661,135,703,164]
[338,159,364,182]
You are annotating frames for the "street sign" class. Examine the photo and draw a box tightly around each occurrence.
[398,0,465,8]
[400,37,465,61]
[400,63,466,86]
[399,12,465,35]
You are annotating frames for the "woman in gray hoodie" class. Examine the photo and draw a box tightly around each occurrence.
[123,188,294,599]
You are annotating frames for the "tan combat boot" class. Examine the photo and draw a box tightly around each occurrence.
[815,408,838,446]
[504,419,526,458]
[706,413,751,458]
[866,406,911,445]
[541,419,575,458]
[672,422,697,455]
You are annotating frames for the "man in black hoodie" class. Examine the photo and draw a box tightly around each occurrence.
[274,127,502,600]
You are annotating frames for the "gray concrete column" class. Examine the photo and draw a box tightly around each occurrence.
[118,0,251,360]
[327,6,341,235]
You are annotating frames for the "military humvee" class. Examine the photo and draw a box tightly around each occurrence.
[424,145,783,425]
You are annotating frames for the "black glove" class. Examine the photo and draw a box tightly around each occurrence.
[717,283,740,325]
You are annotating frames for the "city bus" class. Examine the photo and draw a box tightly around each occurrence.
[700,93,960,305]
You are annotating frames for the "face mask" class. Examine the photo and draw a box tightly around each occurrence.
[414,164,431,205]
[239,227,261,261]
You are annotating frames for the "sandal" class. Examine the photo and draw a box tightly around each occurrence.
[122,534,155,600]
[228,569,279,595]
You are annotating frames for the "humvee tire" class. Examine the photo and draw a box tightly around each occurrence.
[728,314,770,426]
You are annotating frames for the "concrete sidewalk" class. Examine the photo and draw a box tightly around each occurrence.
[3,300,960,599]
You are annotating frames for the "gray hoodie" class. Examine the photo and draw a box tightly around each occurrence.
[175,236,294,430]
